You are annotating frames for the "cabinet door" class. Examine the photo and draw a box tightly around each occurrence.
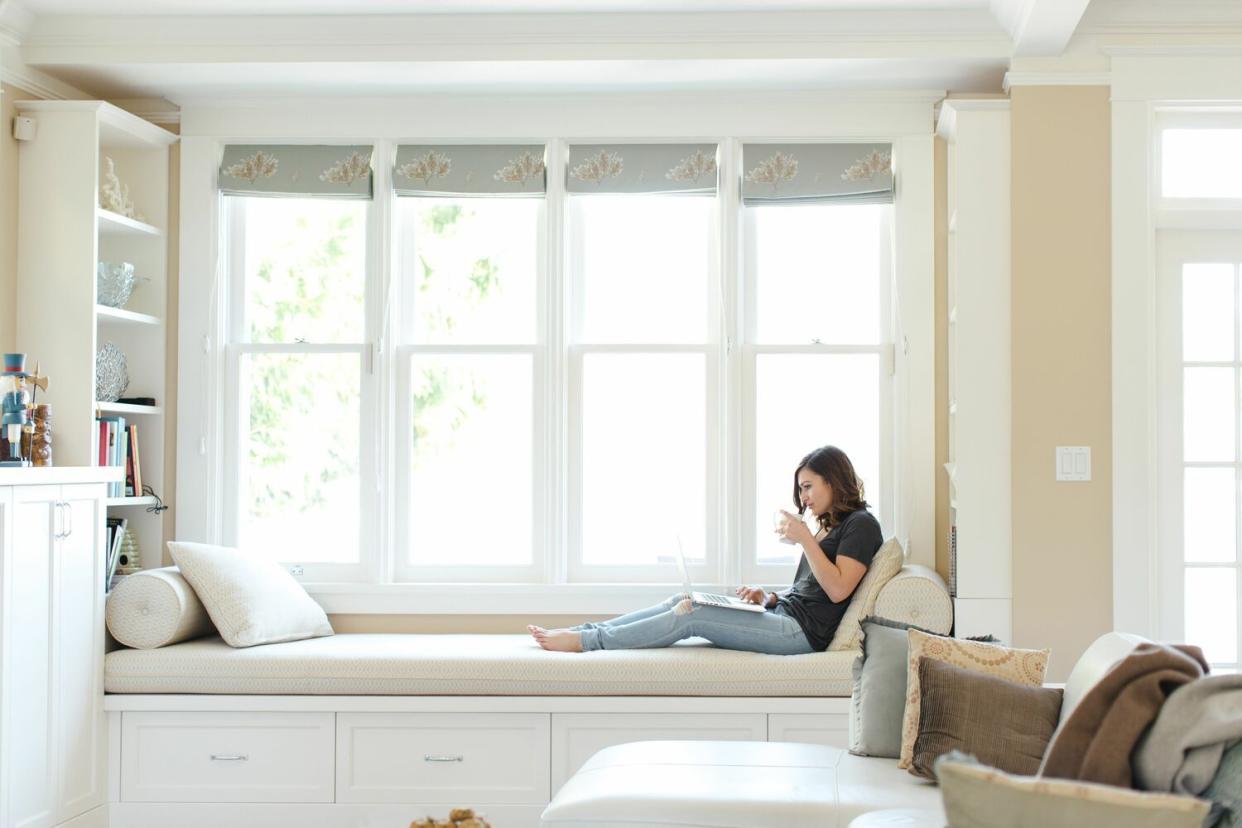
[56,486,107,821]
[5,487,59,828]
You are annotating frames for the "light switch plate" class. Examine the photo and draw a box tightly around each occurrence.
[1056,446,1091,481]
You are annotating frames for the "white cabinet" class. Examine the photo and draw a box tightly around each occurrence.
[337,713,551,805]
[0,472,115,828]
[121,712,335,803]
[936,100,1013,642]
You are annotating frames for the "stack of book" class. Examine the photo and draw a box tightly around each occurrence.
[95,416,143,498]
[104,516,128,592]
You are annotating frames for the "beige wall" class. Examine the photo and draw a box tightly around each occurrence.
[1,85,40,353]
[1009,86,1113,680]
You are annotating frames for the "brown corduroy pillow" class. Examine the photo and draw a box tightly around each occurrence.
[911,657,1064,781]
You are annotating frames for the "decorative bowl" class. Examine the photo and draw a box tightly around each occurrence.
[97,261,136,308]
[95,342,129,403]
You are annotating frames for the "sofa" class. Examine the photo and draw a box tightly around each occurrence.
[537,632,1162,828]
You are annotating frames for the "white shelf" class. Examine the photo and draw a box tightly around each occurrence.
[96,305,161,326]
[105,496,156,507]
[96,401,162,416]
[96,208,161,237]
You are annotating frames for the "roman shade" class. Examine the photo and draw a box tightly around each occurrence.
[219,144,374,199]
[566,144,718,195]
[393,144,546,197]
[741,143,893,205]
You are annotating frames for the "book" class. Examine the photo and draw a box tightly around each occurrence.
[128,424,143,497]
[105,517,127,592]
[97,416,127,497]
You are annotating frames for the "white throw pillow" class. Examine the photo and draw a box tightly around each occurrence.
[827,536,905,651]
[105,566,216,649]
[168,541,334,648]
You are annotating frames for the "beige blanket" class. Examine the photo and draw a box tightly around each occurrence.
[1039,642,1207,788]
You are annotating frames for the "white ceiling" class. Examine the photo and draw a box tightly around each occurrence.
[19,0,989,15]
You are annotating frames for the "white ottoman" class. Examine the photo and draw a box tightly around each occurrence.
[540,740,943,828]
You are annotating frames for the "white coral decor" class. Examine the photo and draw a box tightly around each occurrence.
[397,150,452,185]
[570,150,624,184]
[841,150,892,181]
[320,151,371,185]
[666,149,717,183]
[224,150,279,184]
[494,151,546,185]
[745,152,799,188]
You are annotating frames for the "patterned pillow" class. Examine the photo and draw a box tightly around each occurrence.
[169,541,334,648]
[937,753,1210,828]
[827,536,905,651]
[898,629,1050,769]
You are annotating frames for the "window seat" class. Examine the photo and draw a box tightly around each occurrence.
[105,633,859,696]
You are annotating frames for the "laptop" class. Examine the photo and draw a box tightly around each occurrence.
[674,538,767,613]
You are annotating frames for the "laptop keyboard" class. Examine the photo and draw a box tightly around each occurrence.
[697,592,733,606]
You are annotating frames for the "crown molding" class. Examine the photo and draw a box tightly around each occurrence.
[0,61,87,99]
[0,0,33,47]
[110,96,181,126]
[1002,71,1111,91]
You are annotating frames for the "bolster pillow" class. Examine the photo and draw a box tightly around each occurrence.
[106,566,216,649]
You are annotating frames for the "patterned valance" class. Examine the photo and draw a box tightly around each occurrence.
[219,145,374,199]
[741,143,893,205]
[566,144,718,196]
[393,145,546,197]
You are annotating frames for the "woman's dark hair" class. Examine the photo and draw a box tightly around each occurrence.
[793,445,869,531]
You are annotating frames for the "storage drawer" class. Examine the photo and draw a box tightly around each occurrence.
[768,713,849,748]
[551,712,767,793]
[337,712,551,805]
[120,712,335,803]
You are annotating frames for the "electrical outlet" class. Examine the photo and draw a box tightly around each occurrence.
[1056,446,1091,481]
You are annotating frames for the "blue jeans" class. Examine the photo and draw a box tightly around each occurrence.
[571,593,815,654]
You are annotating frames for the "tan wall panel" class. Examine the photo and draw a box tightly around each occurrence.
[1010,86,1113,680]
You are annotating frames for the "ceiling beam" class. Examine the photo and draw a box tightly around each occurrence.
[21,9,1013,67]
[990,0,1091,55]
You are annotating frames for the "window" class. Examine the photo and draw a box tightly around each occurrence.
[225,196,373,580]
[568,194,717,579]
[1156,114,1242,671]
[744,203,890,573]
[395,197,544,581]
[213,140,897,598]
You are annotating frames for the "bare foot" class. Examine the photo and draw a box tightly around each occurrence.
[527,624,548,644]
[535,629,583,653]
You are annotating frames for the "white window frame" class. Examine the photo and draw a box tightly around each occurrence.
[564,188,724,585]
[1112,66,1242,639]
[391,193,551,584]
[1156,230,1242,670]
[219,195,382,584]
[738,206,895,587]
[175,95,938,613]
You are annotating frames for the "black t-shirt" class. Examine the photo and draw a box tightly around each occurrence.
[773,508,883,652]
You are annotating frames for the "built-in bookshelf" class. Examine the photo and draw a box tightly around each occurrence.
[936,99,1012,642]
[16,100,177,572]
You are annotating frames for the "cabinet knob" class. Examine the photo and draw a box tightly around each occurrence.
[423,754,464,763]
[209,754,249,762]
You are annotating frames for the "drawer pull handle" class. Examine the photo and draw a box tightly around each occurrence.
[424,754,464,763]
[210,754,249,762]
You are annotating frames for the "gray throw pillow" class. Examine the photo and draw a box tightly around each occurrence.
[849,616,932,758]
[911,657,1063,780]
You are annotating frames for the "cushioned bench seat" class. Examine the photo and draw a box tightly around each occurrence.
[105,633,858,696]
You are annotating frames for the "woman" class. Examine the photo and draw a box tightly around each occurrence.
[528,445,882,654]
